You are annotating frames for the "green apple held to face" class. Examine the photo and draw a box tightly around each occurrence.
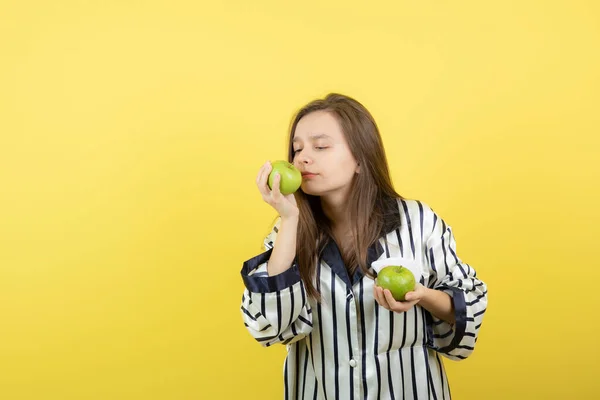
[376,265,416,301]
[268,160,302,195]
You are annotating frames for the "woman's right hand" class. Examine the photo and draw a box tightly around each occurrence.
[256,161,299,220]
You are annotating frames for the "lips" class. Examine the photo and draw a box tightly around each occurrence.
[301,172,317,178]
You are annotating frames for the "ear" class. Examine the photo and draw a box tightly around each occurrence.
[356,162,361,174]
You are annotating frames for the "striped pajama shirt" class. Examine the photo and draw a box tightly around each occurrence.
[240,199,488,399]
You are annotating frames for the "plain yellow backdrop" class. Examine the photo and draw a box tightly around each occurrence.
[1,0,599,399]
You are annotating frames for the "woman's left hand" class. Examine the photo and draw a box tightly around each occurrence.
[373,283,428,313]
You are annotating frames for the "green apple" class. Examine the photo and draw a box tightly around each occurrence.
[268,160,302,195]
[376,265,416,301]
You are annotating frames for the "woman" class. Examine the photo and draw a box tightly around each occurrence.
[240,93,488,399]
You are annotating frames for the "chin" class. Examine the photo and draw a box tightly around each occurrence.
[300,183,322,197]
[301,183,335,198]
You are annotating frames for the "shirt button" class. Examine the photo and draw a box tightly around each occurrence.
[349,359,357,368]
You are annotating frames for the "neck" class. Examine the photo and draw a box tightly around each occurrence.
[321,193,351,231]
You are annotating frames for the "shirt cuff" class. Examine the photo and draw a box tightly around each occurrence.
[240,248,301,293]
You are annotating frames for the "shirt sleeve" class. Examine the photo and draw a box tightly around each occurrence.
[424,210,488,360]
[239,219,313,347]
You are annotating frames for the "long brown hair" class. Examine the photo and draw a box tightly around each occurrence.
[287,93,403,301]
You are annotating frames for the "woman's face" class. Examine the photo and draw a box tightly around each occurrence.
[292,110,360,198]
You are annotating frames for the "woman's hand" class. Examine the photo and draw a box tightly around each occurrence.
[373,283,428,313]
[256,161,299,220]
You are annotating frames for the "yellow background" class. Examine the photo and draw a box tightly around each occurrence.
[1,0,599,399]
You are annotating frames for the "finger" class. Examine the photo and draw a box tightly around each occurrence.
[261,162,272,188]
[403,291,416,302]
[382,289,400,309]
[373,285,383,307]
[257,162,272,196]
[378,287,393,310]
[404,284,425,302]
[255,162,267,185]
[398,299,420,311]
[271,172,282,199]
[382,289,412,313]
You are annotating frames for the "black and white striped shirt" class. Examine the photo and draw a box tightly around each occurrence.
[240,199,488,399]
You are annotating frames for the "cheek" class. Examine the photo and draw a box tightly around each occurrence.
[331,163,357,184]
[337,155,358,175]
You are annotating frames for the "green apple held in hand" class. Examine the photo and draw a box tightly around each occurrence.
[268,160,302,195]
[376,265,416,301]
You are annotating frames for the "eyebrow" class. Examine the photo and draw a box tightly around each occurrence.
[292,134,332,143]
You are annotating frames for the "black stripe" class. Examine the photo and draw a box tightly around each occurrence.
[399,311,408,400]
[345,289,354,400]
[276,290,282,335]
[288,286,295,331]
[301,280,307,308]
[282,336,297,345]
[417,201,424,249]
[473,280,484,288]
[440,221,448,277]
[455,344,475,350]
[384,236,391,257]
[428,249,438,288]
[302,344,309,400]
[256,334,279,342]
[383,238,395,400]
[386,311,395,400]
[374,301,381,400]
[434,329,453,339]
[294,342,300,400]
[435,353,446,400]
[290,323,297,338]
[449,246,468,278]
[331,271,339,399]
[308,333,316,396]
[409,308,418,399]
[422,309,437,400]
[284,353,289,399]
[401,200,416,258]
[316,267,327,399]
[395,228,403,257]
[298,315,313,327]
[359,280,368,399]
[466,291,487,306]
[241,306,257,321]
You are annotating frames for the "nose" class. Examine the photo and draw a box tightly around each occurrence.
[295,151,312,166]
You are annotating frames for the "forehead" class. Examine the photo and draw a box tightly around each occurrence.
[293,111,344,142]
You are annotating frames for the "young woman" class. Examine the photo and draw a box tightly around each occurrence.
[240,93,488,399]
